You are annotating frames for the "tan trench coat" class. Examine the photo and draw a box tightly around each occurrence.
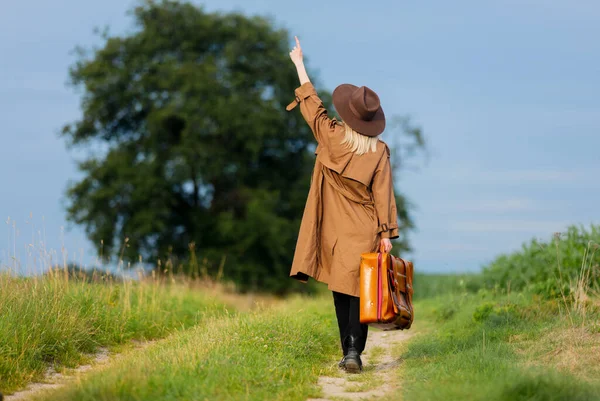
[288,82,400,297]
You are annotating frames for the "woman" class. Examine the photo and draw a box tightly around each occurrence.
[287,37,400,373]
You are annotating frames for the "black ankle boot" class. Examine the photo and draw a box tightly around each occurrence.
[342,335,363,373]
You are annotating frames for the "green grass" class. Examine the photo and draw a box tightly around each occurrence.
[482,224,600,298]
[413,272,483,299]
[33,296,340,401]
[0,272,226,394]
[402,229,600,400]
[394,289,600,401]
[4,223,599,400]
[6,270,600,401]
[365,345,385,365]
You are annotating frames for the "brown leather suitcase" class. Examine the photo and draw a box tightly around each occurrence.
[359,252,414,330]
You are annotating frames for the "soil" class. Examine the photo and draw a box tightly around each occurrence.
[4,340,153,401]
[307,328,412,401]
[4,348,110,401]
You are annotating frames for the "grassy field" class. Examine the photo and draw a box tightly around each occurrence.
[32,296,339,401]
[2,224,599,400]
[3,274,600,401]
[0,270,227,394]
[395,231,600,401]
[395,291,600,401]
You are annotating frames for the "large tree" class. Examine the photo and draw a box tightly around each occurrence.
[63,0,424,293]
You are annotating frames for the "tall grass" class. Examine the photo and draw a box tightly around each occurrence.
[483,224,600,300]
[0,270,226,394]
[33,296,340,401]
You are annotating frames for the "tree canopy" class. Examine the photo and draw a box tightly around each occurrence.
[63,0,424,293]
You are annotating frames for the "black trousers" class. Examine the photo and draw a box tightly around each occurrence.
[332,291,369,355]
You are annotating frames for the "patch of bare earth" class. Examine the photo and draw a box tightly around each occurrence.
[4,341,153,401]
[4,348,110,401]
[308,329,412,401]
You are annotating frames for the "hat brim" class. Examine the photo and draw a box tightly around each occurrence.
[332,84,385,137]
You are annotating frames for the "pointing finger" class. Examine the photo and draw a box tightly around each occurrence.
[295,36,301,48]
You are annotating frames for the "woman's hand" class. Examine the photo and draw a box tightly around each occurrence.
[380,238,393,253]
[289,36,303,66]
[289,36,310,85]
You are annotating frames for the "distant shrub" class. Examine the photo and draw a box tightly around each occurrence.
[433,303,458,322]
[472,301,519,327]
[482,224,600,299]
[413,273,483,300]
[43,264,125,283]
[472,302,496,322]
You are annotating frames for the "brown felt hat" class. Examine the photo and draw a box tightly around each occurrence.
[332,84,386,137]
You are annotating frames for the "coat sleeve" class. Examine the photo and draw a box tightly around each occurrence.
[371,148,400,239]
[286,82,339,146]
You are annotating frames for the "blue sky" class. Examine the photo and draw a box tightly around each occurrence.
[1,0,598,273]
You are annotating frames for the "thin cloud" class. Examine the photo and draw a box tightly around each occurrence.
[434,167,593,184]
[0,75,68,94]
[451,220,570,233]
[452,198,539,213]
[440,243,491,252]
[503,0,600,20]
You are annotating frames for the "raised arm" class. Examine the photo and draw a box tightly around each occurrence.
[286,36,338,146]
[290,36,310,85]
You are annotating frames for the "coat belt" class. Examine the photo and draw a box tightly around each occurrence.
[321,167,374,206]
[322,167,392,234]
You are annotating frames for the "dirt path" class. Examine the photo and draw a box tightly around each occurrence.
[4,341,153,401]
[308,329,412,401]
[4,348,110,401]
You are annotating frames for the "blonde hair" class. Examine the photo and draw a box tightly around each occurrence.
[340,122,379,155]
